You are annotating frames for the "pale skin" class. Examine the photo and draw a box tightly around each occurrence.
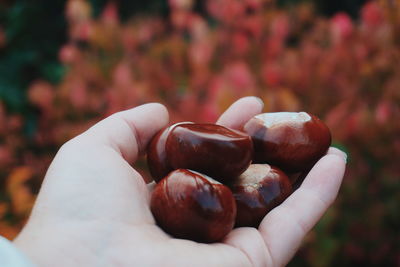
[13,97,347,267]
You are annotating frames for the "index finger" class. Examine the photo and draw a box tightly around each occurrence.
[216,96,264,129]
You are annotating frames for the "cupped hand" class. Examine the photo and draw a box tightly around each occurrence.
[14,97,346,267]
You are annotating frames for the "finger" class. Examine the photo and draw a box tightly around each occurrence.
[78,103,169,164]
[28,103,169,225]
[165,239,252,267]
[327,147,348,162]
[258,148,346,266]
[223,227,273,267]
[217,96,264,130]
[147,181,156,192]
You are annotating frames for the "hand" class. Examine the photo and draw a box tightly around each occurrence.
[13,97,346,267]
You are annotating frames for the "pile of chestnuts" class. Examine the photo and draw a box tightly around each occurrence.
[147,112,331,243]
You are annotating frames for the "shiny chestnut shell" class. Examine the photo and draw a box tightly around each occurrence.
[150,169,237,243]
[147,122,187,182]
[147,123,253,183]
[244,112,331,173]
[229,164,292,227]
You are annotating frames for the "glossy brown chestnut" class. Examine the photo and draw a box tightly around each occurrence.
[147,122,189,182]
[244,112,331,173]
[150,169,236,243]
[147,123,253,183]
[288,167,311,187]
[228,164,292,227]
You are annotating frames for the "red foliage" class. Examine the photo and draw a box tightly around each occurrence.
[1,0,399,265]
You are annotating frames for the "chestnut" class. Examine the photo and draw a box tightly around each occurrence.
[147,123,253,183]
[150,169,236,243]
[147,122,188,182]
[288,168,311,187]
[244,112,331,173]
[228,164,292,227]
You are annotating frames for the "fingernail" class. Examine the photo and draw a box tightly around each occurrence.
[341,152,348,163]
[328,147,348,163]
[253,96,264,111]
[337,150,348,163]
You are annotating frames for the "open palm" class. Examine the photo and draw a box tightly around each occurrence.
[14,97,346,267]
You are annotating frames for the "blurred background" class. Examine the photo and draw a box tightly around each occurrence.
[0,0,399,266]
